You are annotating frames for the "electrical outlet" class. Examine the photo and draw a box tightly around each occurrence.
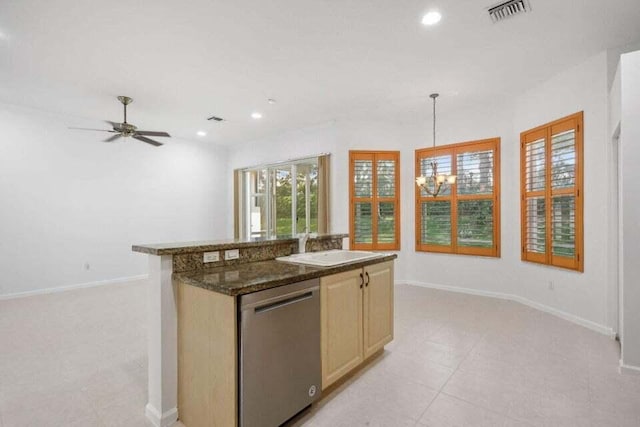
[548,280,554,290]
[84,262,90,271]
[225,249,240,260]
[203,251,220,263]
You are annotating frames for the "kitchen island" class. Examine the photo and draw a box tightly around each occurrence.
[133,235,396,427]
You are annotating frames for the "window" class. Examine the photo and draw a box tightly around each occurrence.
[349,151,400,250]
[234,155,329,239]
[415,138,500,257]
[521,112,583,271]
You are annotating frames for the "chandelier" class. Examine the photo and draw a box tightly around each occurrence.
[415,93,456,197]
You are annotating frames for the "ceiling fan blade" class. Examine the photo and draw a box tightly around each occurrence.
[68,127,115,132]
[133,135,163,147]
[103,134,123,143]
[105,120,122,130]
[134,131,171,137]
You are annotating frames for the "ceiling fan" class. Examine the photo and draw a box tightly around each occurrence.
[70,96,170,146]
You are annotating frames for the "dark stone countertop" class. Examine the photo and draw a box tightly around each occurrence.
[132,234,348,256]
[175,254,397,296]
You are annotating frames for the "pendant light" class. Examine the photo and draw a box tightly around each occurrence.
[415,93,456,197]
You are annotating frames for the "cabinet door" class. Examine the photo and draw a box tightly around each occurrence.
[363,261,394,358]
[320,269,364,390]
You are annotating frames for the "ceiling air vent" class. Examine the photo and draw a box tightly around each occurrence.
[488,0,531,23]
[207,115,224,122]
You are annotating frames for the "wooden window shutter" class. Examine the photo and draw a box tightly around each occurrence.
[349,151,400,251]
[520,112,583,272]
[416,138,500,257]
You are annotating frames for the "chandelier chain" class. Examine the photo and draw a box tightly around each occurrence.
[432,94,436,150]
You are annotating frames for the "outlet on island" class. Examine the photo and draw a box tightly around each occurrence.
[225,249,240,260]
[203,251,220,263]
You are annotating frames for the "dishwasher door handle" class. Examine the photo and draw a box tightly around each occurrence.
[254,291,314,314]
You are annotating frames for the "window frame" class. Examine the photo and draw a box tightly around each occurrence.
[520,111,584,272]
[349,150,401,251]
[235,156,320,239]
[415,138,501,257]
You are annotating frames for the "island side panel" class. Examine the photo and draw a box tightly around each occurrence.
[178,280,237,427]
[147,254,179,426]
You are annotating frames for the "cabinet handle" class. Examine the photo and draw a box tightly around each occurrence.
[359,273,364,289]
[365,272,370,287]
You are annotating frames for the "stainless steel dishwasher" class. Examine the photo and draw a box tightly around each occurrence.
[239,278,321,427]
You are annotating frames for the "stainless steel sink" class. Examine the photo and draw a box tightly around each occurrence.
[276,250,383,267]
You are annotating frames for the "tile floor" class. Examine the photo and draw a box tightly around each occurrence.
[1,281,639,426]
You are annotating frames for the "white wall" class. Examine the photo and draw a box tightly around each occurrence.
[620,49,640,369]
[0,103,229,297]
[228,51,616,334]
[512,51,611,330]
[610,65,622,135]
[609,62,622,336]
[607,40,640,89]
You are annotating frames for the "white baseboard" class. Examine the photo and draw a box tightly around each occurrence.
[0,274,149,300]
[145,404,179,427]
[398,279,616,338]
[619,362,640,375]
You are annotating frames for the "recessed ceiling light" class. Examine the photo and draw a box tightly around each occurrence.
[268,98,276,105]
[422,11,442,26]
[251,112,263,119]
[197,131,207,137]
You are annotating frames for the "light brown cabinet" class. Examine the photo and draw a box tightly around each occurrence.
[363,261,394,359]
[320,260,394,389]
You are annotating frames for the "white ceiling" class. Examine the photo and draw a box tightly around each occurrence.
[1,0,639,146]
